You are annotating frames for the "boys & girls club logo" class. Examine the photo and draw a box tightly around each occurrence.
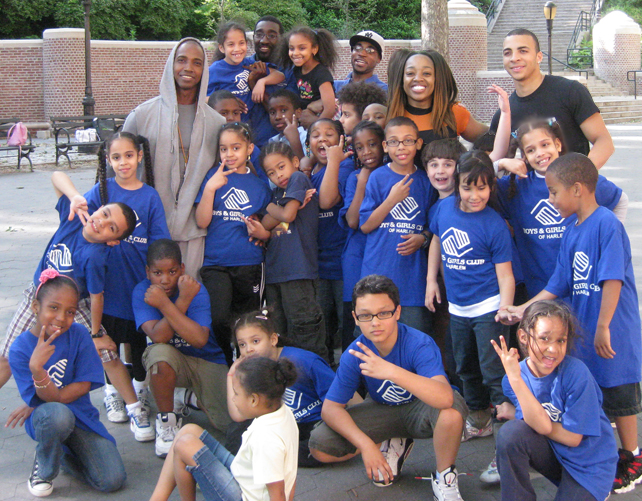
[572,251,592,281]
[441,227,473,258]
[222,187,252,211]
[390,197,420,221]
[531,199,563,226]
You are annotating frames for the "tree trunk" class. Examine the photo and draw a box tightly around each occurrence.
[421,0,449,60]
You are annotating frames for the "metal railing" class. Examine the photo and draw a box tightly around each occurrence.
[541,51,590,79]
[486,0,505,31]
[627,70,642,99]
[567,11,591,66]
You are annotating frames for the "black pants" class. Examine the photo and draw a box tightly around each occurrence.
[200,264,264,366]
[101,313,147,381]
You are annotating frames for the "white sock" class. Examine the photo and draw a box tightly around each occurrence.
[132,379,148,393]
[632,447,640,456]
[126,401,142,413]
[104,384,118,396]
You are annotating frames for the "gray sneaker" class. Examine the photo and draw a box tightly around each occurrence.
[373,438,414,487]
[155,412,182,458]
[28,457,53,497]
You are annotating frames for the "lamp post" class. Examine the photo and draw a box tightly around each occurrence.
[544,1,557,75]
[82,0,95,117]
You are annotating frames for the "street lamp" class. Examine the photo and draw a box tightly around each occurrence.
[544,1,557,75]
[82,0,95,117]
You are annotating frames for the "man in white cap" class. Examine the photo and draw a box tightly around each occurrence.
[335,30,387,93]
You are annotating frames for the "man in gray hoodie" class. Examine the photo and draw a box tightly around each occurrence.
[123,38,224,277]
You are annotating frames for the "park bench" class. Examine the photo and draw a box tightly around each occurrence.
[51,114,127,167]
[0,118,35,171]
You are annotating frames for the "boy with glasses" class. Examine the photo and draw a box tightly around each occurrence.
[309,275,467,501]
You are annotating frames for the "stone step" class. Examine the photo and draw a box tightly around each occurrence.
[603,116,642,124]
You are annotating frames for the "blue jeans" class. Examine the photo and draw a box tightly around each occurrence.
[399,306,433,336]
[497,420,598,501]
[449,311,508,410]
[318,278,343,364]
[186,430,243,501]
[32,402,126,492]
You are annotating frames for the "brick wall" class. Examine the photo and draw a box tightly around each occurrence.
[475,72,515,123]
[0,41,44,122]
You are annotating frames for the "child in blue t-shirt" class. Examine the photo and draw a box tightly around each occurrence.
[85,132,169,439]
[308,275,468,499]
[207,21,284,133]
[132,239,231,458]
[492,300,617,501]
[195,122,272,365]
[499,153,642,494]
[0,172,136,411]
[340,121,386,350]
[232,310,336,466]
[244,141,327,360]
[308,119,355,365]
[360,117,435,334]
[498,118,627,298]
[267,89,307,159]
[277,26,337,128]
[427,150,514,447]
[9,271,126,497]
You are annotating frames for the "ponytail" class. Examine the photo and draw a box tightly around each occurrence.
[235,356,297,404]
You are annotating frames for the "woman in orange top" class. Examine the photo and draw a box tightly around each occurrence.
[387,49,487,164]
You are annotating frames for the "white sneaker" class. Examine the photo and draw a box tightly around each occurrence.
[129,406,155,442]
[155,412,182,458]
[431,465,464,501]
[479,455,500,484]
[136,386,152,415]
[104,393,128,423]
[173,388,198,417]
[373,437,414,487]
[461,417,493,442]
[28,457,53,497]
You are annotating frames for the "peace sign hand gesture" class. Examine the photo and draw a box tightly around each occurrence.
[490,335,521,381]
[349,341,396,381]
[29,325,62,375]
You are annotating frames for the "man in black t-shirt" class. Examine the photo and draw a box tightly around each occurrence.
[490,29,613,168]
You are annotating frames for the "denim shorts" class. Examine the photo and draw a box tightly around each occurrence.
[600,382,642,417]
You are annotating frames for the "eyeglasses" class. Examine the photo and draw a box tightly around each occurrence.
[352,44,377,55]
[355,310,396,322]
[384,138,418,147]
[255,31,278,42]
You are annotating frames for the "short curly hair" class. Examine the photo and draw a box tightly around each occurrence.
[337,82,387,118]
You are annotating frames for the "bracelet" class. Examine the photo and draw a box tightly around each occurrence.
[421,233,430,249]
[32,373,49,385]
[91,333,102,339]
[34,379,51,390]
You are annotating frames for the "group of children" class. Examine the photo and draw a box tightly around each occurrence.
[0,20,640,501]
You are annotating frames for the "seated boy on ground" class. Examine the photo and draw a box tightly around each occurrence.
[132,239,231,458]
[308,274,468,500]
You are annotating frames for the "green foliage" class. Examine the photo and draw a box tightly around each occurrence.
[470,0,492,14]
[602,0,642,26]
[568,38,593,69]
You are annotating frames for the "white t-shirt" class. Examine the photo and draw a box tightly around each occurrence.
[231,404,299,501]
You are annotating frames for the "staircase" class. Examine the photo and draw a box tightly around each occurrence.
[487,0,595,72]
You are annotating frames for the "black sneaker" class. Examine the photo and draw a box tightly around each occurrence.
[373,438,414,487]
[28,458,53,497]
[613,448,642,494]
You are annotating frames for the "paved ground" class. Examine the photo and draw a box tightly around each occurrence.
[1,125,642,500]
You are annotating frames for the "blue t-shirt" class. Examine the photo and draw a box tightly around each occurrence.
[334,72,388,93]
[545,207,642,387]
[249,53,288,148]
[34,196,109,299]
[132,279,226,365]
[265,171,319,284]
[207,56,266,122]
[339,168,368,302]
[326,323,447,405]
[310,158,355,280]
[360,165,435,306]
[281,346,335,423]
[9,323,114,444]
[498,171,622,297]
[195,167,272,267]
[429,196,512,316]
[86,179,170,320]
[503,356,617,501]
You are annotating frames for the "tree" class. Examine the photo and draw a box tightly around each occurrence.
[421,0,449,58]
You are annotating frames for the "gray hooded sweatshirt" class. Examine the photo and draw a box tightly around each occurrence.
[123,38,224,242]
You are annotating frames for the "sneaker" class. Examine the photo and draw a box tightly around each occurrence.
[173,388,197,417]
[431,465,463,501]
[104,393,128,423]
[372,438,414,487]
[461,417,493,442]
[155,412,182,458]
[129,406,155,442]
[136,386,152,415]
[613,448,642,494]
[479,455,500,484]
[28,457,53,497]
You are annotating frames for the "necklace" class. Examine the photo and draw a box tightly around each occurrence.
[177,125,189,167]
